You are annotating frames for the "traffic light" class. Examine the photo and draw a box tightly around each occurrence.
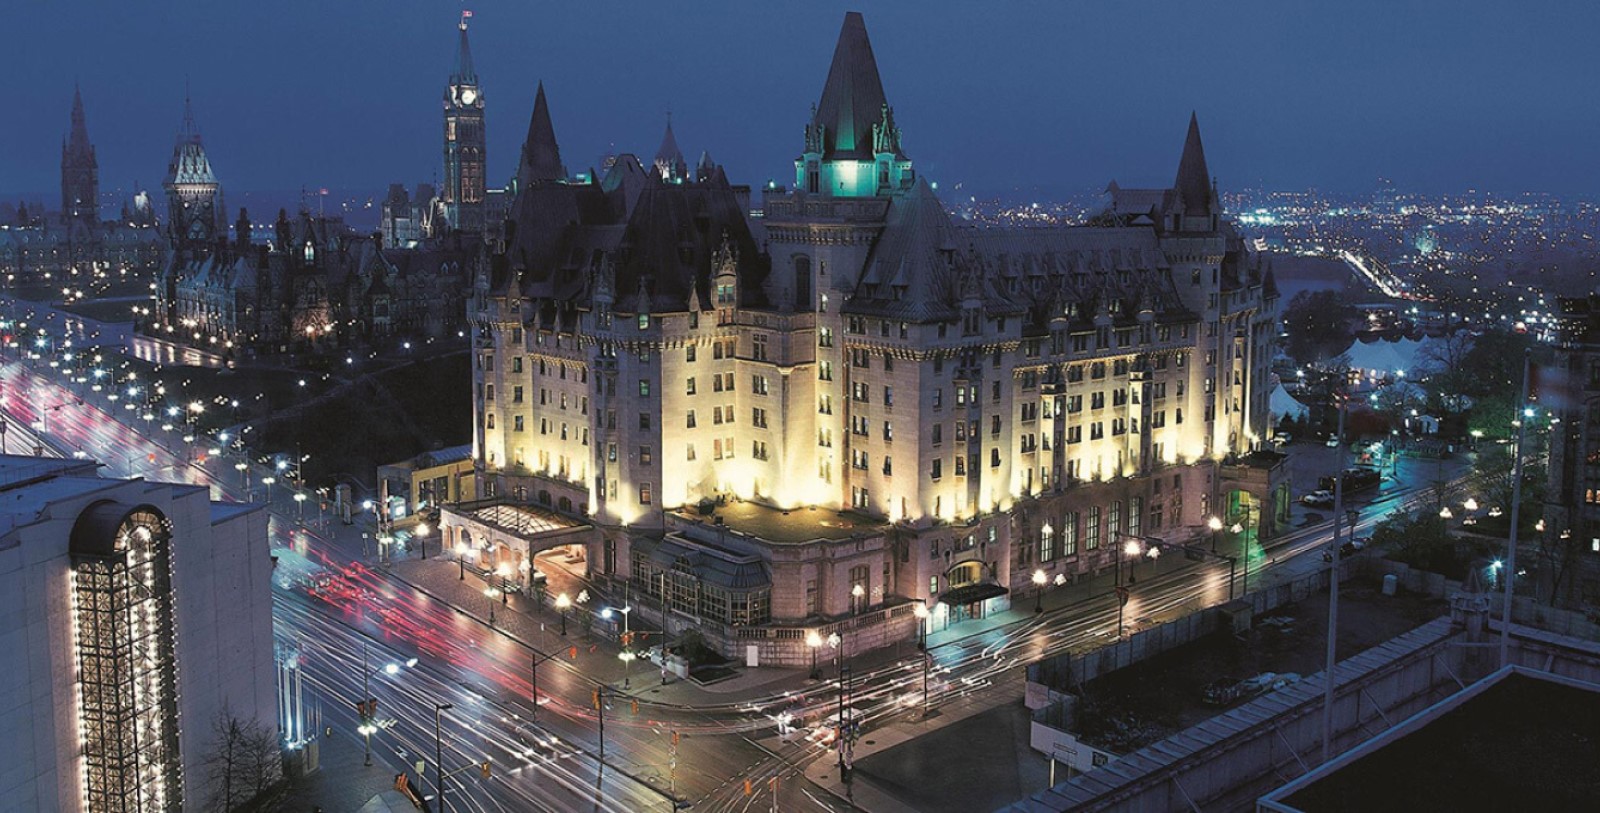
[568,646,578,659]
[480,760,492,779]
[630,699,639,715]
[592,688,602,710]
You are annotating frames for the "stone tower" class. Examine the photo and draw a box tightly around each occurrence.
[442,13,486,233]
[61,85,99,222]
[163,96,223,249]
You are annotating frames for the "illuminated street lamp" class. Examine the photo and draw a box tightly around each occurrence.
[1463,497,1480,512]
[851,583,865,615]
[1208,515,1224,552]
[1439,506,1454,519]
[807,630,824,679]
[484,588,499,625]
[293,491,307,522]
[911,603,929,650]
[1031,568,1047,613]
[556,592,572,636]
[261,476,275,501]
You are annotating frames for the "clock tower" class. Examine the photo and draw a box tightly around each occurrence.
[442,13,486,233]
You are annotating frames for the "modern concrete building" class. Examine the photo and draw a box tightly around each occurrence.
[0,455,277,812]
[460,12,1284,661]
[1542,293,1600,607]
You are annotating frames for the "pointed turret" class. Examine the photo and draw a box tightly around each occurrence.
[812,12,893,161]
[695,150,716,182]
[653,116,687,182]
[164,95,223,247]
[61,84,99,221]
[451,15,477,85]
[67,85,92,157]
[1174,112,1213,216]
[519,82,564,185]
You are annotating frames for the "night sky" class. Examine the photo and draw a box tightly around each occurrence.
[6,0,1599,203]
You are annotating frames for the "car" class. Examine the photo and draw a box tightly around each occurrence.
[1272,433,1292,446]
[1322,537,1368,562]
[1302,490,1335,508]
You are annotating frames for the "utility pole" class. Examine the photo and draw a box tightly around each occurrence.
[1501,351,1532,667]
[1322,392,1349,764]
[434,702,454,813]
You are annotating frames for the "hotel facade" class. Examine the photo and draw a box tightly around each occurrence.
[451,13,1284,662]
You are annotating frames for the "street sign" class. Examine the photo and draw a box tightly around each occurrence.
[1115,586,1130,606]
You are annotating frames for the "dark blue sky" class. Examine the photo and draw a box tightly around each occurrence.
[7,0,1599,202]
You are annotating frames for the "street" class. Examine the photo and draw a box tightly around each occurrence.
[0,316,1473,812]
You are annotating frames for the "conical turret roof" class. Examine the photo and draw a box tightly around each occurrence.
[653,116,687,181]
[1174,112,1212,216]
[519,82,564,184]
[812,12,895,161]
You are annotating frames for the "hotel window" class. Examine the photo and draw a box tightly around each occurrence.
[752,333,769,362]
[991,448,1001,468]
[752,407,768,428]
[1129,497,1142,538]
[931,459,942,480]
[607,443,617,462]
[686,410,696,428]
[933,389,943,409]
[752,375,769,395]
[932,424,943,445]
[955,456,966,476]
[638,314,650,330]
[1064,512,1079,556]
[883,421,894,441]
[884,386,894,406]
[1087,507,1101,550]
[639,413,650,430]
[713,439,724,460]
[819,361,833,381]
[819,395,833,415]
[686,377,696,395]
[686,345,696,362]
[513,384,524,402]
[639,483,652,504]
[639,379,651,397]
[640,447,652,465]
[514,415,524,432]
[713,407,724,425]
[686,443,696,461]
[883,456,893,476]
[486,414,495,429]
[1109,501,1122,541]
[753,441,769,460]
[819,327,834,347]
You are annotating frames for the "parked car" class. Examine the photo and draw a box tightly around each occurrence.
[1323,537,1368,562]
[1302,490,1335,508]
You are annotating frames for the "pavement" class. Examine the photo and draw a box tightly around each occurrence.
[272,723,406,813]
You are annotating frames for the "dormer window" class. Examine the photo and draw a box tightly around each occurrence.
[303,242,315,262]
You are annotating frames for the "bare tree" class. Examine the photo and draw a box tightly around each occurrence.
[202,706,282,812]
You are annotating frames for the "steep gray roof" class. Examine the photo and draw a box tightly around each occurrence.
[451,19,477,84]
[810,12,898,161]
[1174,112,1212,216]
[518,83,564,185]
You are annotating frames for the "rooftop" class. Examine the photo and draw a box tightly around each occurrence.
[1264,668,1600,813]
[675,500,886,545]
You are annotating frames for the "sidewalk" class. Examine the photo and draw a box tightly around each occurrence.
[272,725,403,812]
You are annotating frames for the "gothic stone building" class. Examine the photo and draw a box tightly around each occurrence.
[457,13,1282,662]
[0,87,163,285]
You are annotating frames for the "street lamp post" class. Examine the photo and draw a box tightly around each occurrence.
[556,592,571,636]
[293,491,306,523]
[1031,568,1047,613]
[912,602,929,650]
[1208,515,1223,553]
[484,588,498,626]
[806,630,823,680]
[434,702,454,813]
[261,475,274,502]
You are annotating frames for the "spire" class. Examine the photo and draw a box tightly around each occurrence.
[180,87,200,144]
[519,82,564,184]
[1174,111,1213,215]
[653,114,687,182]
[67,84,91,155]
[812,12,893,160]
[452,12,477,84]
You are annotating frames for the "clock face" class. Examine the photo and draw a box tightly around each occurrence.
[461,88,478,105]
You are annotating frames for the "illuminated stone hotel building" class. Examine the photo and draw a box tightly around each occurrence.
[458,13,1283,661]
[0,456,277,811]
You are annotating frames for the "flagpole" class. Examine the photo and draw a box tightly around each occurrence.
[1499,349,1531,667]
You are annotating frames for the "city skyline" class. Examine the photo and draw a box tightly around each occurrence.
[6,0,1600,203]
